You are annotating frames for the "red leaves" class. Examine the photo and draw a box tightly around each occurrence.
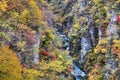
[39,48,57,60]
[26,31,38,43]
[27,35,37,43]
[111,46,120,58]
[22,63,28,68]
[32,64,38,68]
[111,46,119,54]
[43,51,50,56]
[40,48,46,52]
[66,65,74,72]
[7,4,13,10]
[116,15,120,23]
[26,0,30,2]
[40,48,50,56]
[51,55,56,60]
[26,31,35,35]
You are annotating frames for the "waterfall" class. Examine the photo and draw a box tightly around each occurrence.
[33,31,40,64]
[103,10,119,79]
[107,10,118,38]
[79,35,92,63]
[57,30,86,79]
[72,62,86,80]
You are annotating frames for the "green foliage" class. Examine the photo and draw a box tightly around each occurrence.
[0,31,10,41]
[41,29,56,48]
[96,0,107,18]
[73,15,81,29]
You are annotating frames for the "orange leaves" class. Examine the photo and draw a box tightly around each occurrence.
[51,54,57,60]
[39,48,56,60]
[6,0,14,10]
[40,48,46,52]
[26,30,38,43]
[0,46,22,80]
[94,46,107,54]
[112,39,120,58]
[116,15,120,23]
[66,65,74,72]
[43,51,50,56]
[111,46,120,58]
[88,64,102,80]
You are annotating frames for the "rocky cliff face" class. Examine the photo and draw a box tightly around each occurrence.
[0,0,120,80]
[47,0,120,80]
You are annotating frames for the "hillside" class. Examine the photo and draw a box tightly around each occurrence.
[0,0,120,80]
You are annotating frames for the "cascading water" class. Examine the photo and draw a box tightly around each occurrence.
[57,0,93,79]
[57,30,86,80]
[79,35,92,64]
[72,62,86,80]
[103,10,119,79]
[107,10,119,38]
[33,31,40,64]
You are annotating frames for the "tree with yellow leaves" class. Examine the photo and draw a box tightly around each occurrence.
[0,0,8,16]
[28,0,43,20]
[0,46,22,80]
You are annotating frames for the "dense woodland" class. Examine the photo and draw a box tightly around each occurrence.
[0,0,120,80]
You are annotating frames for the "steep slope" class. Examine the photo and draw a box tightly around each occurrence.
[47,0,120,80]
[1,0,120,80]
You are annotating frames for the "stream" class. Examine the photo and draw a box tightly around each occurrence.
[57,31,86,80]
[33,31,40,64]
[32,0,119,80]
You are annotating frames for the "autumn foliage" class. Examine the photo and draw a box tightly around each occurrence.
[0,46,22,80]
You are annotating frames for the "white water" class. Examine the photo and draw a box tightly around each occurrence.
[33,31,40,64]
[57,31,86,80]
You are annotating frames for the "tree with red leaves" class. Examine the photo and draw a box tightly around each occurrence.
[116,15,120,23]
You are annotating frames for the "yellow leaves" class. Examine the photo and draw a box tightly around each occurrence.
[101,49,107,53]
[20,9,29,18]
[113,39,120,44]
[88,64,102,80]
[28,0,43,20]
[94,45,107,54]
[10,12,19,19]
[0,31,10,41]
[117,0,120,2]
[0,0,43,29]
[23,69,44,80]
[98,39,108,45]
[95,19,100,23]
[0,46,22,80]
[92,0,99,4]
[40,60,66,73]
[17,41,26,48]
[90,6,96,14]
[0,0,8,15]
[19,9,29,23]
[94,48,98,53]
[37,48,72,78]
[73,16,81,29]
[17,23,29,30]
[45,30,55,39]
[73,23,80,29]
[10,9,29,23]
[80,16,86,21]
[104,6,109,11]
